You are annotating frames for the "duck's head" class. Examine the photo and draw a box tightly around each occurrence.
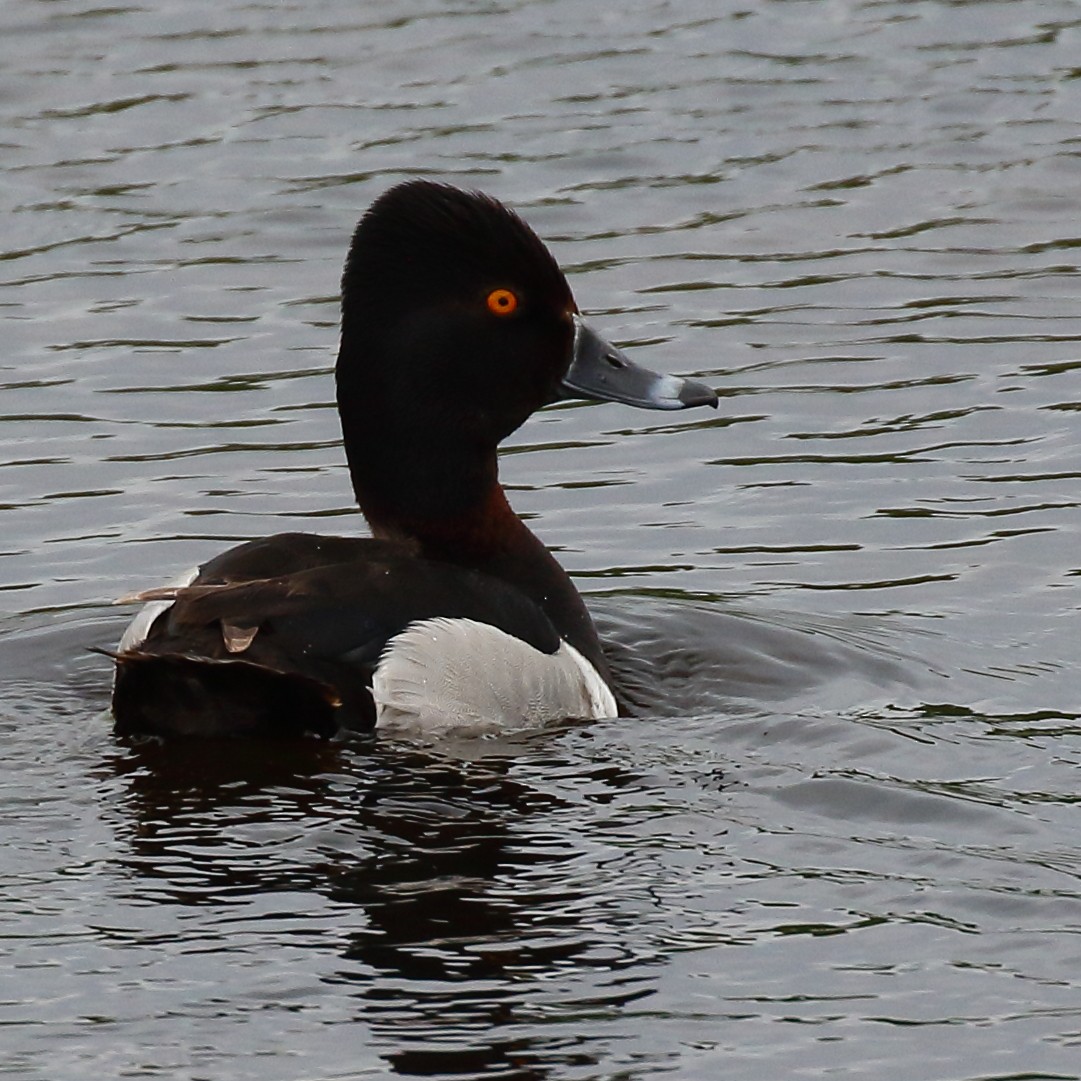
[336,180,717,523]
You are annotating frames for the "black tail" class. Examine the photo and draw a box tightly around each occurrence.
[97,649,340,739]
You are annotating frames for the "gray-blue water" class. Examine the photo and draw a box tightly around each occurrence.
[2,2,1080,1078]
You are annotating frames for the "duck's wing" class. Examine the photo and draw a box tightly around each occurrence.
[109,532,560,738]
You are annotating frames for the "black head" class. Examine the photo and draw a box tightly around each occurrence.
[335,180,717,527]
[338,180,577,453]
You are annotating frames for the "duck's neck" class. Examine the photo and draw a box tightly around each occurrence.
[353,453,607,680]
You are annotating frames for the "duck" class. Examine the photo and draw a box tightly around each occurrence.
[105,180,718,738]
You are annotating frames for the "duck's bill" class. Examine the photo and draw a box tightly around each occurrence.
[559,316,718,411]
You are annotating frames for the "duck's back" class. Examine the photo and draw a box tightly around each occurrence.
[110,532,566,738]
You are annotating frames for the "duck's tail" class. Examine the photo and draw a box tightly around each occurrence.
[93,648,341,739]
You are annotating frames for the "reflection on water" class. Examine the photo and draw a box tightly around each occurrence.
[4,0,1081,1077]
[105,732,670,1079]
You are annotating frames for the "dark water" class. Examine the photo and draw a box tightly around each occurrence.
[3,1,1081,1078]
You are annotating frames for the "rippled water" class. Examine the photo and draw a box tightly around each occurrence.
[3,1,1081,1078]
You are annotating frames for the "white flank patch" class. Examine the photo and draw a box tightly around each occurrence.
[372,616,617,732]
[116,566,199,652]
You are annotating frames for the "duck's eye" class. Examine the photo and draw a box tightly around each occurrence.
[486,288,519,316]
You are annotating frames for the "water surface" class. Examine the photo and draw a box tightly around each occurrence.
[2,1,1080,1078]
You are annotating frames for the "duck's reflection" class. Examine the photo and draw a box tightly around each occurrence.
[106,731,659,1080]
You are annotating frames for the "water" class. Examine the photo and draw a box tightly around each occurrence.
[3,0,1081,1077]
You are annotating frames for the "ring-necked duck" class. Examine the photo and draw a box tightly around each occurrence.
[106,180,717,737]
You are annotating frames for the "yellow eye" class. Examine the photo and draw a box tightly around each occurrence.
[486,288,519,316]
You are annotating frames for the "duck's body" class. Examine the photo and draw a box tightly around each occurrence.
[108,181,716,738]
